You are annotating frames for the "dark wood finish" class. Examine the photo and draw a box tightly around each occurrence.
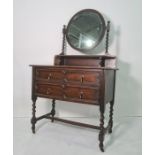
[60,25,67,55]
[31,97,37,134]
[35,83,63,98]
[30,55,117,152]
[36,68,64,81]
[36,115,112,131]
[51,99,56,122]
[108,100,114,133]
[54,55,116,67]
[108,70,116,133]
[52,117,100,130]
[31,67,37,134]
[105,21,110,54]
[99,104,105,152]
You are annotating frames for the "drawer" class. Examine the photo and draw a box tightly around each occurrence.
[65,71,100,85]
[35,68,64,81]
[35,83,63,98]
[64,86,99,101]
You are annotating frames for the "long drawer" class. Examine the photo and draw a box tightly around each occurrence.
[35,83,99,104]
[35,68,100,86]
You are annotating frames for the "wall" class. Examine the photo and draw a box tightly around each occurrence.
[14,0,142,119]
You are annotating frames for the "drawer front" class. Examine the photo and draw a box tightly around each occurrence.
[35,83,99,104]
[35,83,63,98]
[35,68,64,81]
[65,71,100,85]
[64,86,99,101]
[33,67,101,104]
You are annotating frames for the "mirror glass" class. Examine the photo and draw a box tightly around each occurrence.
[66,9,106,52]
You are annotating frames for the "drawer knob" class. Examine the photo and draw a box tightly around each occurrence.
[36,71,39,75]
[80,75,84,83]
[62,70,66,74]
[46,88,51,95]
[64,78,67,82]
[63,95,67,99]
[80,92,83,99]
[48,73,52,80]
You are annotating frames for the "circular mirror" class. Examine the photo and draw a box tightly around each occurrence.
[66,9,106,52]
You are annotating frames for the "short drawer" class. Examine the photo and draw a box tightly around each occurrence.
[35,68,64,82]
[35,83,63,98]
[65,71,100,85]
[64,85,99,101]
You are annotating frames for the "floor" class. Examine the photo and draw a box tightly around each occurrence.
[14,117,141,155]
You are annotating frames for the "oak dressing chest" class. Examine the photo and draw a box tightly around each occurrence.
[30,9,118,152]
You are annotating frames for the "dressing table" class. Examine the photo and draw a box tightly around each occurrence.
[30,9,118,152]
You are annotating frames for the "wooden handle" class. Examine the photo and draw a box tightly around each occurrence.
[81,75,84,83]
[62,70,66,74]
[80,92,83,99]
[46,91,50,94]
[64,78,67,82]
[48,73,52,80]
[46,88,51,95]
[62,84,65,88]
[63,95,67,99]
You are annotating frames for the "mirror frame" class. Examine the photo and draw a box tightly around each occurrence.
[66,9,106,53]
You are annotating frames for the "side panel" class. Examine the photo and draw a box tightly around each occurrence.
[104,70,115,103]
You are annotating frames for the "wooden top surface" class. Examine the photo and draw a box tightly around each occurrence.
[55,54,116,59]
[29,65,118,70]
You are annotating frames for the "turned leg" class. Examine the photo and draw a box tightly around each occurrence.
[51,99,56,122]
[109,70,116,133]
[98,104,105,152]
[31,98,37,134]
[108,100,114,133]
